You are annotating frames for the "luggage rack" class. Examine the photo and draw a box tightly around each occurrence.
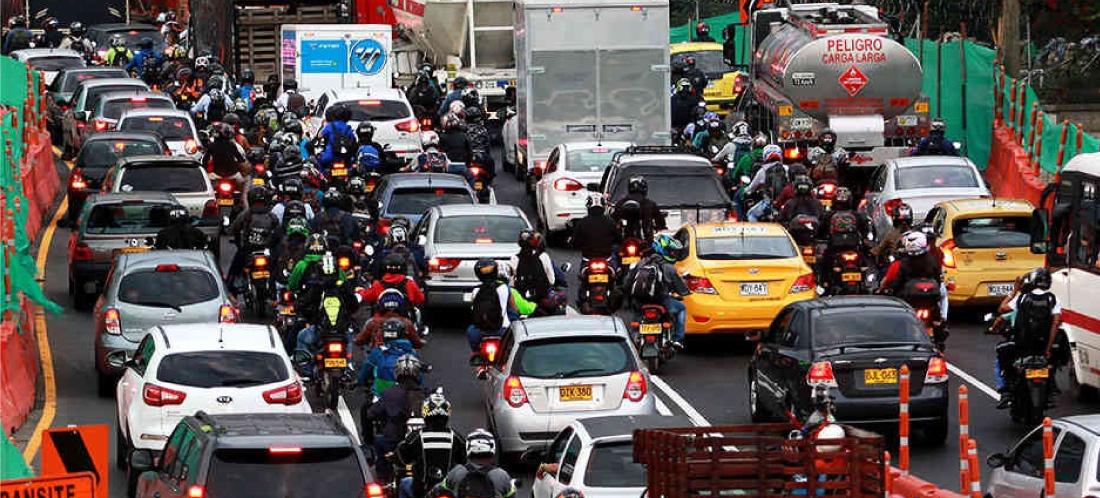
[612,145,691,162]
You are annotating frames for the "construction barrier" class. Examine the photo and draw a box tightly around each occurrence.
[0,296,38,435]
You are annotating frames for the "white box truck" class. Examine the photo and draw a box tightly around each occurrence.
[279,24,394,100]
[512,0,671,176]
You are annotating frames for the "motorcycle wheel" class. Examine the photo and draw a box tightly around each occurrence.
[646,357,660,374]
[322,374,340,410]
[250,283,267,318]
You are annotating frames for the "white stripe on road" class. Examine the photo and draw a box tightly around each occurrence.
[947,362,1002,401]
[655,397,672,416]
[336,395,362,446]
[650,375,712,427]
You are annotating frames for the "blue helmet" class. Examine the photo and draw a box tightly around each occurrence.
[378,288,406,312]
[651,234,685,262]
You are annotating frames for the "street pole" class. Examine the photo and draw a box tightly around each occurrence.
[1000,0,1021,77]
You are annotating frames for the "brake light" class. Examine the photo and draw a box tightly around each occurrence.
[535,160,548,173]
[726,209,738,221]
[518,138,528,147]
[791,273,815,293]
[642,308,660,320]
[217,181,233,194]
[94,119,109,132]
[352,240,363,251]
[253,255,268,268]
[268,447,302,455]
[784,147,801,160]
[625,243,638,257]
[841,251,859,262]
[684,275,717,294]
[428,257,461,273]
[807,361,837,387]
[202,199,217,218]
[925,357,948,383]
[358,100,381,106]
[143,383,187,406]
[104,308,122,335]
[481,338,500,363]
[395,118,420,133]
[282,290,293,302]
[915,308,931,320]
[219,304,237,323]
[186,485,204,498]
[589,260,608,272]
[327,342,344,355]
[366,483,385,498]
[469,166,482,178]
[70,169,87,190]
[337,256,351,269]
[503,376,528,407]
[883,199,902,217]
[73,243,93,262]
[624,370,647,401]
[940,239,956,268]
[553,178,583,191]
[474,238,493,244]
[254,163,265,175]
[821,183,836,195]
[262,382,303,405]
[914,282,936,292]
[130,96,147,103]
[155,264,179,272]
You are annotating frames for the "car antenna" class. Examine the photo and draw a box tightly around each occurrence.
[218,326,225,348]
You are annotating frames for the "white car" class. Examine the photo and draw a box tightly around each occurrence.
[305,87,422,163]
[986,415,1100,498]
[534,142,631,237]
[116,108,202,159]
[112,323,310,457]
[11,48,86,86]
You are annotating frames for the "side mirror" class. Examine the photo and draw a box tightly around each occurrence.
[417,235,427,247]
[105,350,131,369]
[1029,208,1049,254]
[586,183,600,192]
[519,448,544,466]
[986,453,1007,468]
[74,110,89,121]
[129,449,155,472]
[55,98,68,107]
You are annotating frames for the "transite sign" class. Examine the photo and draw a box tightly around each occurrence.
[0,472,96,498]
[41,425,109,498]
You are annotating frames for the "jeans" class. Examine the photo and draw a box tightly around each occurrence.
[995,357,1005,390]
[664,296,686,342]
[732,187,747,220]
[225,247,250,292]
[747,197,771,222]
[399,477,415,498]
[466,325,505,352]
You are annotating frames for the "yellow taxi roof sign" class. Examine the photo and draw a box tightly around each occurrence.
[942,198,1035,214]
[0,472,96,498]
[696,222,784,237]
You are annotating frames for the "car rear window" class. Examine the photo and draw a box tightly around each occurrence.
[513,337,634,379]
[895,165,979,190]
[119,164,206,193]
[101,98,173,120]
[118,116,193,141]
[611,172,728,206]
[157,351,288,388]
[696,235,797,260]
[84,203,174,234]
[585,441,646,487]
[84,85,146,110]
[108,29,164,51]
[812,309,930,350]
[337,99,411,121]
[28,56,84,72]
[566,147,625,173]
[206,448,364,497]
[386,187,473,215]
[62,71,126,92]
[434,215,528,244]
[78,139,163,169]
[953,215,1031,249]
[119,269,219,308]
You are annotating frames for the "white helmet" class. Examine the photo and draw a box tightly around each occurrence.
[815,424,846,453]
[448,99,466,119]
[901,230,929,256]
[421,131,440,148]
[466,428,496,458]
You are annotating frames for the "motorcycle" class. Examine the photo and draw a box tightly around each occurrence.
[788,214,821,266]
[822,249,869,296]
[275,289,304,354]
[244,249,272,318]
[896,279,947,350]
[1008,354,1051,424]
[472,335,502,378]
[329,160,351,190]
[814,180,838,213]
[631,304,676,373]
[468,162,493,204]
[620,237,644,269]
[213,177,240,233]
[578,257,621,315]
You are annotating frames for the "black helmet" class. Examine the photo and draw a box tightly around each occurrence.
[281,178,303,197]
[793,175,813,196]
[207,75,225,91]
[819,128,837,148]
[461,87,481,109]
[42,17,59,30]
[347,176,367,195]
[283,119,303,136]
[306,233,327,255]
[356,121,375,142]
[518,229,544,250]
[892,202,914,227]
[617,199,642,221]
[627,176,648,195]
[452,76,469,89]
[333,104,352,122]
[139,37,154,50]
[283,78,298,91]
[466,106,485,123]
[168,206,189,224]
[216,122,235,140]
[384,253,407,275]
[787,163,809,181]
[69,22,86,36]
[474,258,499,283]
[322,190,342,210]
[247,185,271,206]
[284,200,307,221]
[241,68,255,85]
[1029,267,1052,290]
[9,15,26,28]
[381,318,405,343]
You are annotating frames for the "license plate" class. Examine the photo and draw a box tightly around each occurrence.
[821,199,833,208]
[324,358,347,368]
[559,385,592,402]
[278,306,295,315]
[252,270,270,279]
[803,255,817,264]
[588,274,609,283]
[120,247,148,254]
[897,115,918,127]
[365,185,375,193]
[842,272,862,282]
[474,181,484,190]
[251,178,265,186]
[639,323,663,335]
[217,198,234,206]
[621,256,640,265]
[740,282,768,296]
[332,168,348,177]
[864,368,898,385]
[988,283,1014,296]
[1026,368,1049,379]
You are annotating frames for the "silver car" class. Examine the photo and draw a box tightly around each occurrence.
[93,250,236,397]
[417,204,532,308]
[480,316,659,458]
[10,48,86,85]
[116,108,202,159]
[859,156,991,240]
[986,415,1100,498]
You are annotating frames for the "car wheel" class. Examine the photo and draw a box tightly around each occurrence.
[1067,350,1096,401]
[749,371,768,423]
[922,417,948,445]
[73,279,92,310]
[97,371,115,398]
[126,465,140,498]
[646,357,660,375]
[514,148,524,181]
[502,148,514,173]
[115,421,129,470]
[67,274,75,295]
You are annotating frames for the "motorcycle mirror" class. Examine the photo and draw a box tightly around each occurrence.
[982,312,995,322]
[560,262,572,273]
[741,175,751,184]
[365,244,375,256]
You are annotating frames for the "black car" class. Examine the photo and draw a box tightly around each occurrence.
[86,23,164,57]
[68,132,168,223]
[128,412,379,498]
[748,296,950,444]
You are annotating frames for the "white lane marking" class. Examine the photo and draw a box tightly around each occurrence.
[650,375,712,427]
[655,397,672,416]
[947,362,1001,401]
[336,395,362,446]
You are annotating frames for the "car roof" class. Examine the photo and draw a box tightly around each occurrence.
[938,198,1034,215]
[328,87,407,101]
[116,155,201,167]
[95,91,173,105]
[560,141,633,151]
[117,107,192,119]
[514,316,628,341]
[90,23,158,31]
[13,48,83,58]
[383,173,471,188]
[187,412,355,449]
[59,67,127,76]
[78,78,147,90]
[792,295,912,312]
[617,154,712,166]
[83,131,165,143]
[435,204,523,217]
[691,222,789,238]
[1060,415,1100,436]
[86,192,177,205]
[1061,151,1100,177]
[154,324,281,354]
[575,415,694,440]
[890,156,974,168]
[119,250,213,271]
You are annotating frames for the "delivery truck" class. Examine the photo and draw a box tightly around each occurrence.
[512,0,671,178]
[279,24,394,100]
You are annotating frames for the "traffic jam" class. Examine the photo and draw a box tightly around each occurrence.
[4,0,1100,497]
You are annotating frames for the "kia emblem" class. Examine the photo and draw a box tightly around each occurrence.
[216,396,233,404]
[749,268,760,274]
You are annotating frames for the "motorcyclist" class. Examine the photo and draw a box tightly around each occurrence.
[363,354,425,488]
[818,187,872,283]
[361,253,427,313]
[396,392,466,498]
[103,34,133,67]
[165,67,201,110]
[154,206,208,250]
[466,259,535,352]
[510,229,557,303]
[223,112,251,150]
[409,62,443,113]
[38,17,63,48]
[671,79,703,132]
[271,178,315,222]
[434,429,516,498]
[682,56,708,96]
[226,186,281,293]
[274,217,310,285]
[682,109,714,147]
[293,250,360,358]
[624,234,691,350]
[807,129,845,184]
[466,106,494,181]
[356,290,423,350]
[202,121,249,192]
[773,163,808,210]
[59,22,95,57]
[870,202,914,265]
[192,82,231,125]
[994,267,1062,409]
[359,319,423,399]
[3,16,32,54]
[438,113,472,169]
[437,76,469,117]
[779,175,824,225]
[319,104,357,172]
[879,230,946,320]
[570,195,622,260]
[309,190,359,246]
[745,144,787,221]
[235,68,256,111]
[354,122,383,172]
[694,21,716,42]
[612,176,665,242]
[692,118,726,152]
[912,118,960,156]
[712,120,752,166]
[409,131,451,173]
[275,78,308,116]
[126,37,163,85]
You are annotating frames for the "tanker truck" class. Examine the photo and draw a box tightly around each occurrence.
[747,2,930,167]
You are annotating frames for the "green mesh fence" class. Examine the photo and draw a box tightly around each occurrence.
[669,12,754,68]
[999,77,1100,175]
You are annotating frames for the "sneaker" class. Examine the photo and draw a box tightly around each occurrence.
[670,340,685,351]
[996,395,1011,410]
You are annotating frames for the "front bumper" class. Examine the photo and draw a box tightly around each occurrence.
[492,397,657,454]
[684,291,815,335]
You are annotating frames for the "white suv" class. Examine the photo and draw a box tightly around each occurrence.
[113,324,310,458]
[304,87,422,163]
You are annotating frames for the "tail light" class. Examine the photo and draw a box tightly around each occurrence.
[262,382,303,405]
[469,166,483,178]
[184,138,198,154]
[791,273,815,293]
[254,163,265,174]
[428,257,461,273]
[395,118,420,133]
[217,181,233,195]
[73,243,93,262]
[219,304,237,323]
[419,117,432,128]
[94,119,109,132]
[103,308,122,335]
[841,251,859,262]
[642,308,661,320]
[378,218,392,235]
[518,138,528,147]
[268,447,302,455]
[187,485,205,498]
[623,370,647,402]
[503,376,529,407]
[940,239,957,268]
[915,308,931,320]
[733,74,744,93]
[70,169,87,190]
[784,147,801,160]
[925,357,948,383]
[481,338,500,363]
[474,238,493,244]
[253,255,268,268]
[883,199,902,217]
[684,275,717,294]
[202,199,217,218]
[282,291,293,302]
[820,183,836,196]
[588,260,607,272]
[326,342,345,357]
[625,243,638,257]
[534,160,548,173]
[806,361,837,387]
[337,256,351,269]
[143,383,187,406]
[725,209,738,221]
[366,483,385,498]
[553,178,583,191]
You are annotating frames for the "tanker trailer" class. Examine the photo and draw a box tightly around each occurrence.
[748,3,930,167]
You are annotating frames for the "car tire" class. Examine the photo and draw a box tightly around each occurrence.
[922,417,948,446]
[67,274,75,295]
[1069,363,1097,401]
[97,371,115,398]
[502,148,514,173]
[115,422,128,470]
[513,148,524,181]
[749,371,768,423]
[73,279,92,311]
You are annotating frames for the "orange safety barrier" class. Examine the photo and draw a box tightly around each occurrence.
[985,122,1044,205]
[0,296,39,434]
[958,385,970,495]
[899,364,910,476]
[1042,418,1055,498]
[966,439,981,498]
[888,466,970,498]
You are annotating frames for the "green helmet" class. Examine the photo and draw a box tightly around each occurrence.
[285,217,309,238]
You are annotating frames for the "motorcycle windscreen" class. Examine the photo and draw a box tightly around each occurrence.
[528,50,598,158]
[598,48,668,146]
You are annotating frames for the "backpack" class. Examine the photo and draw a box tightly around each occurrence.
[140,53,160,84]
[455,464,501,498]
[287,92,307,114]
[764,163,788,199]
[628,258,667,303]
[373,346,413,390]
[917,136,945,156]
[470,282,504,331]
[828,211,860,248]
[332,127,357,160]
[207,94,227,122]
[320,212,346,243]
[423,151,449,172]
[8,29,31,52]
[1014,292,1056,353]
[513,251,550,299]
[357,145,381,169]
[110,48,131,67]
[245,212,279,247]
[812,154,839,182]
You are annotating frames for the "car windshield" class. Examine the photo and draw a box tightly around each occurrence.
[953,215,1031,249]
[78,139,162,169]
[60,70,126,92]
[28,56,84,72]
[338,100,410,121]
[696,235,798,260]
[118,116,193,140]
[386,187,472,216]
[812,309,930,350]
[673,50,729,76]
[119,268,219,308]
[83,85,146,110]
[566,147,625,173]
[895,165,979,190]
[120,164,206,193]
[207,448,365,497]
[585,441,646,487]
[157,352,288,388]
[101,98,173,120]
[105,29,164,51]
[434,215,527,244]
[513,337,634,379]
[611,171,727,206]
[84,202,174,234]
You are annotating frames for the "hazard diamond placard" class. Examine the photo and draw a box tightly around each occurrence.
[838,65,869,97]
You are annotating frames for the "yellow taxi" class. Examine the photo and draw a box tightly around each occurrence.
[670,42,745,115]
[674,222,816,337]
[925,198,1045,306]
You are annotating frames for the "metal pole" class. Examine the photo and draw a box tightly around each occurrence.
[936,41,942,118]
[467,0,477,69]
[960,23,968,136]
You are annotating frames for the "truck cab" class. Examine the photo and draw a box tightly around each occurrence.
[671,42,746,115]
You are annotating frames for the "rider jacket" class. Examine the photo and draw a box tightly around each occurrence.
[360,273,426,306]
[354,310,423,349]
[614,193,665,242]
[366,378,425,444]
[571,207,622,259]
[154,224,208,250]
[881,253,942,295]
[397,424,466,496]
[438,129,471,165]
[779,197,824,225]
[203,138,247,177]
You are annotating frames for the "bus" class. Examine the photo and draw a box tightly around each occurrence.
[1031,151,1100,397]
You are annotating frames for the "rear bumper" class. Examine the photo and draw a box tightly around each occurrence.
[424,280,477,308]
[832,383,949,424]
[71,261,111,293]
[684,291,815,335]
[946,269,1032,305]
[492,397,658,454]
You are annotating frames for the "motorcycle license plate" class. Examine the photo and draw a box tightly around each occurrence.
[559,385,592,402]
[251,178,265,186]
[988,283,1014,297]
[278,306,295,315]
[365,185,375,193]
[864,368,897,385]
[1026,368,1049,379]
[639,323,663,335]
[474,181,484,190]
[842,272,862,282]
[251,270,270,279]
[324,358,347,368]
[332,168,348,177]
[821,199,833,208]
[740,282,768,296]
[217,198,234,206]
[120,247,149,254]
[588,274,609,283]
[622,256,640,265]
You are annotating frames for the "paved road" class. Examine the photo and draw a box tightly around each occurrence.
[24,151,1100,497]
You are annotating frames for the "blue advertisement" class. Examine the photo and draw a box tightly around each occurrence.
[349,39,387,75]
[301,40,347,74]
